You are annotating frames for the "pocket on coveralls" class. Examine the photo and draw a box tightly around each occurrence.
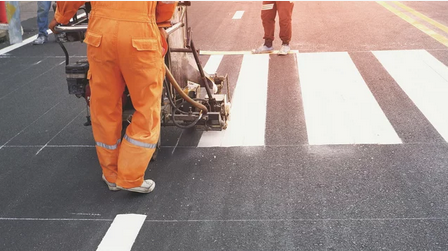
[131,38,162,66]
[83,32,103,62]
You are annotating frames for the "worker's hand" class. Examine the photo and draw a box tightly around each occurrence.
[159,27,167,40]
[49,18,59,34]
[159,27,168,56]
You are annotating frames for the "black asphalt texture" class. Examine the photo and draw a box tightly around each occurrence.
[1,2,448,250]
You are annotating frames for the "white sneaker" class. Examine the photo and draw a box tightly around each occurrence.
[33,34,48,45]
[278,44,291,55]
[252,44,274,54]
[117,179,155,194]
[102,174,120,191]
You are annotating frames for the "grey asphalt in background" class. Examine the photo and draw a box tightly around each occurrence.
[1,2,448,250]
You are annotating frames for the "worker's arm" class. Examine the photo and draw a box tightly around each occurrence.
[49,1,86,33]
[156,2,177,56]
[156,1,177,28]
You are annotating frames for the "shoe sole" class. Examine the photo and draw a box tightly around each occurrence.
[278,50,290,55]
[106,186,120,191]
[117,182,155,194]
[252,50,274,54]
[102,176,120,191]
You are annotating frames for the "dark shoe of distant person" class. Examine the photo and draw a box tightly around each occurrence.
[33,34,48,45]
[117,179,156,194]
[252,44,274,54]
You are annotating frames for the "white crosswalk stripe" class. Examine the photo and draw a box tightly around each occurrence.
[197,50,448,147]
[198,54,270,147]
[298,52,402,145]
[373,50,448,142]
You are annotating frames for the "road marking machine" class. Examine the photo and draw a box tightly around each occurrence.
[54,2,231,159]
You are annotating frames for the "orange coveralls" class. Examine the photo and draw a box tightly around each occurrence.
[55,1,176,188]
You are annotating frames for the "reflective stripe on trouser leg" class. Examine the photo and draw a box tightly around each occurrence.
[115,18,164,189]
[262,3,274,10]
[96,139,122,150]
[124,134,157,149]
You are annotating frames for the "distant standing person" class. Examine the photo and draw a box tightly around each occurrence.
[33,1,51,45]
[252,1,294,55]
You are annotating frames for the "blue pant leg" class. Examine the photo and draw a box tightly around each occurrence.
[37,1,52,36]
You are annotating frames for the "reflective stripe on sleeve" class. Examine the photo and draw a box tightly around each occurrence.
[124,134,157,149]
[96,139,121,150]
[262,4,274,10]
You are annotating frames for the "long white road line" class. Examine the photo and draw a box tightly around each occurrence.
[96,214,146,251]
[0,13,86,56]
[374,49,448,142]
[198,54,270,147]
[298,52,402,145]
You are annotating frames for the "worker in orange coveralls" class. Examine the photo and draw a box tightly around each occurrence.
[49,2,177,193]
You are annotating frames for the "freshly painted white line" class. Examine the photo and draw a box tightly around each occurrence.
[298,52,401,145]
[97,214,146,251]
[198,54,270,147]
[373,49,448,142]
[0,13,86,56]
[232,10,245,19]
[203,54,223,75]
[0,28,53,56]
[0,34,39,56]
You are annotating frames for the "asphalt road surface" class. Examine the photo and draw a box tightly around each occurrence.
[1,1,448,250]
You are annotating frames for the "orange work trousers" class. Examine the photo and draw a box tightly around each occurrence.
[261,1,294,45]
[84,3,165,188]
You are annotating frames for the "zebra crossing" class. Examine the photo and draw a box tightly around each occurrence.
[197,49,448,147]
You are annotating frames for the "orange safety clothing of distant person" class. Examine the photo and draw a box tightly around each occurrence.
[50,1,177,193]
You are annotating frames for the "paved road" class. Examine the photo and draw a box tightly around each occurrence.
[1,2,448,250]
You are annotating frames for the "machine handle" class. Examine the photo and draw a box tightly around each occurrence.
[54,24,88,33]
[54,23,182,35]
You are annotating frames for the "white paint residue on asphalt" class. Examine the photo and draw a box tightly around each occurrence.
[298,52,402,145]
[198,54,270,147]
[0,101,61,150]
[203,54,223,75]
[35,109,86,155]
[0,34,39,56]
[232,11,245,19]
[374,49,448,142]
[97,214,146,251]
[71,213,101,216]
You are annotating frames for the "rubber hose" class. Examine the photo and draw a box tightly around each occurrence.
[164,65,208,114]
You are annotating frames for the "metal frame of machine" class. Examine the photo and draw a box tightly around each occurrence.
[55,2,231,157]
